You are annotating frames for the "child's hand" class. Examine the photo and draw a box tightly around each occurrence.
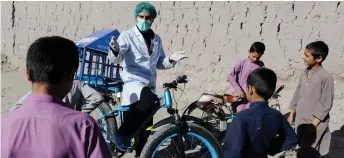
[287,116,293,125]
[311,118,321,127]
[238,90,246,99]
[287,111,295,125]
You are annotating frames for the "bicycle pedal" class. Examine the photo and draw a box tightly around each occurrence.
[126,147,133,153]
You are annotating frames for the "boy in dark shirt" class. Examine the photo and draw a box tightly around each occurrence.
[224,68,297,158]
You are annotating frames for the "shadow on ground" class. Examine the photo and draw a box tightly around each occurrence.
[283,112,344,158]
[324,125,344,158]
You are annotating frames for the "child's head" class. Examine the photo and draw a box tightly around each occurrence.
[246,68,277,102]
[248,42,265,62]
[26,36,79,99]
[303,41,329,67]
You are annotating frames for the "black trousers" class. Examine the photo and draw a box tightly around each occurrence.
[118,102,156,156]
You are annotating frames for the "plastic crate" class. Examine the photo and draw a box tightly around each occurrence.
[74,29,122,92]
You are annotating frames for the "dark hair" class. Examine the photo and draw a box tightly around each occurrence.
[26,36,79,84]
[249,42,265,55]
[305,41,329,62]
[247,68,277,101]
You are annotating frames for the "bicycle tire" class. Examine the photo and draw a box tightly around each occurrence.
[97,102,117,141]
[140,122,224,158]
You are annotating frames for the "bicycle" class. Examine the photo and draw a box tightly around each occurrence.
[75,30,223,157]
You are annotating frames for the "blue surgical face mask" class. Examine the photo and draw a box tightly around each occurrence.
[136,18,152,32]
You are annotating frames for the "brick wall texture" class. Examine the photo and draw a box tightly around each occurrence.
[2,1,344,81]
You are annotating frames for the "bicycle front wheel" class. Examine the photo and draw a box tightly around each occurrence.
[140,122,223,158]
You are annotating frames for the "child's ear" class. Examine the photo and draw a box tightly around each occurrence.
[25,70,31,82]
[247,85,253,96]
[250,86,255,96]
[316,56,323,63]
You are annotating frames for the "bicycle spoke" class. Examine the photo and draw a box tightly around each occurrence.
[159,141,174,158]
[171,138,181,155]
[201,150,211,158]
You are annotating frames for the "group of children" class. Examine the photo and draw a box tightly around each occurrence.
[225,41,334,158]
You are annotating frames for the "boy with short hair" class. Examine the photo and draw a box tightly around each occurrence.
[227,42,265,113]
[287,41,334,156]
[1,36,112,157]
[224,68,297,158]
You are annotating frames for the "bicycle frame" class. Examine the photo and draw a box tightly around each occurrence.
[116,88,173,123]
[97,86,174,143]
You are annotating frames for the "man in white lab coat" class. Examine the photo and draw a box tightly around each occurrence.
[107,2,187,156]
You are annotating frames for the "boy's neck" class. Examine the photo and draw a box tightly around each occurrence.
[308,64,322,71]
[247,57,254,62]
[248,96,266,103]
[31,83,64,100]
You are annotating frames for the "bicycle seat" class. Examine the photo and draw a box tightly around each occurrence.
[197,93,224,104]
[223,94,242,103]
[104,78,123,87]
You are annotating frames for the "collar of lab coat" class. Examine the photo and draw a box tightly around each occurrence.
[132,26,157,42]
[132,26,158,56]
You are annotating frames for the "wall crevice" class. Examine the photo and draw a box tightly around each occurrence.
[11,1,16,55]
[299,39,303,52]
[277,23,281,39]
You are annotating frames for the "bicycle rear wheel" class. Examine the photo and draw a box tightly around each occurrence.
[95,102,118,155]
[140,122,223,158]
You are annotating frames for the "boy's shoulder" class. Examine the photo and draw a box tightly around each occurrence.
[234,58,246,64]
[319,68,334,81]
[257,60,265,66]
[233,58,247,68]
[235,105,283,121]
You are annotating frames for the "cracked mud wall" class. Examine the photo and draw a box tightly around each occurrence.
[2,1,344,102]
[2,1,344,79]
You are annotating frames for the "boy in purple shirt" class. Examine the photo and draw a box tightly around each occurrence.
[227,42,265,113]
[1,36,112,158]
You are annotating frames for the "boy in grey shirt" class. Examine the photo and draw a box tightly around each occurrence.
[287,41,334,156]
[11,80,103,113]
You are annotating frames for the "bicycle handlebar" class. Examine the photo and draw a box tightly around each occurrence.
[275,85,285,95]
[271,85,285,99]
[163,75,188,89]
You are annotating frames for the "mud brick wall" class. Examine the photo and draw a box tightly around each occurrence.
[2,1,344,101]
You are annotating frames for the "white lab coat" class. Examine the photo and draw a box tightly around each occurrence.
[107,26,176,105]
